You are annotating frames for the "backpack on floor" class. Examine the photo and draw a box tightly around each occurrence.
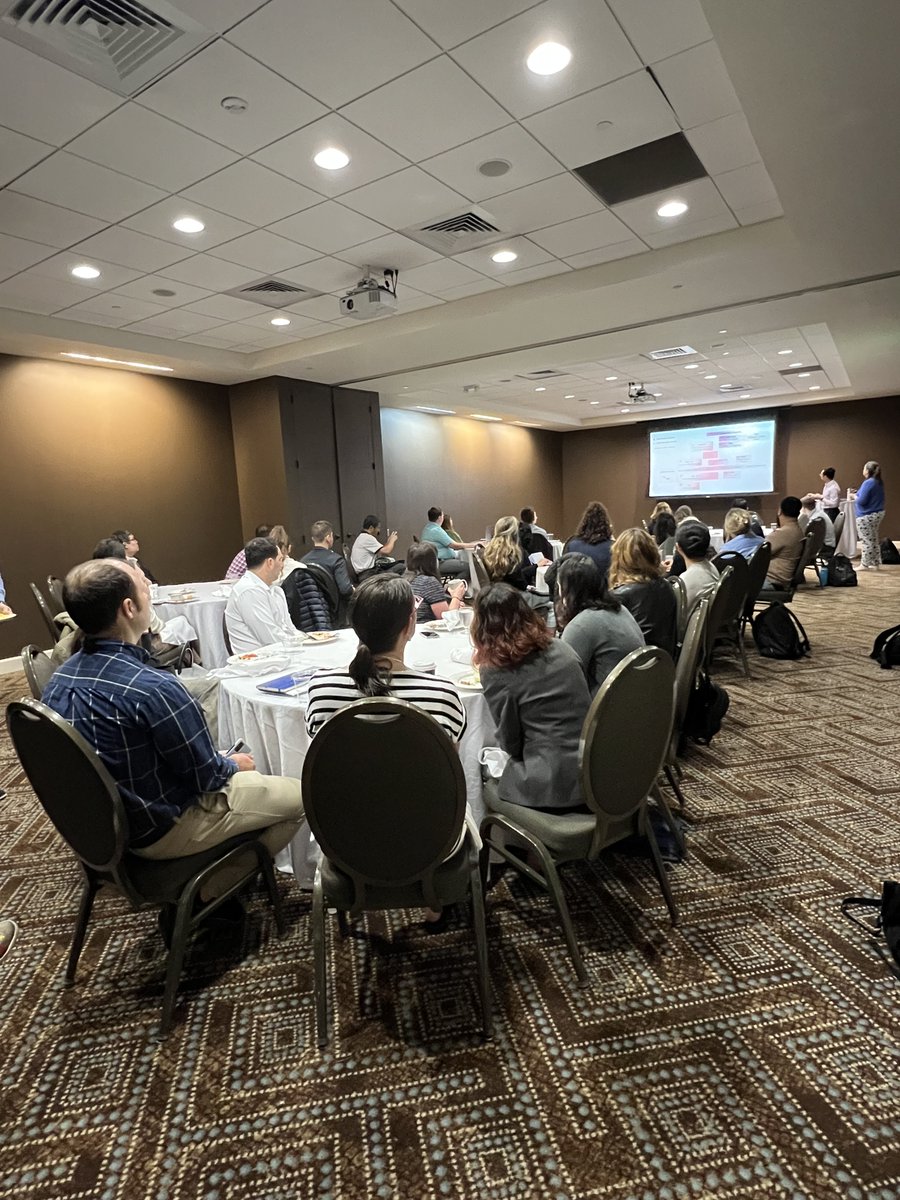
[841,881,900,973]
[870,624,900,669]
[752,602,810,660]
[682,671,730,746]
[827,554,858,586]
[880,538,900,564]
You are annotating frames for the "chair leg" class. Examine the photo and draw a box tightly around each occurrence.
[737,631,750,678]
[65,873,97,985]
[664,763,688,812]
[158,891,195,1038]
[257,847,286,937]
[641,810,679,927]
[469,865,493,1040]
[538,851,589,986]
[312,869,330,1049]
[651,784,686,856]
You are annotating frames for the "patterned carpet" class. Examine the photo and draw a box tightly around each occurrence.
[1,572,899,1200]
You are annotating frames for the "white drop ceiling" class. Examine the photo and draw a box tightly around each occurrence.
[0,0,897,431]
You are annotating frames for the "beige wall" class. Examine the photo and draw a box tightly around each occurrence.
[0,354,241,651]
[381,409,564,549]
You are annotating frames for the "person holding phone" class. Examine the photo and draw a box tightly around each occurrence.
[350,515,405,579]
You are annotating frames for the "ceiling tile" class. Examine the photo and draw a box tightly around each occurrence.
[0,192,106,248]
[392,0,536,48]
[66,106,238,193]
[279,257,361,293]
[438,278,504,301]
[182,160,323,225]
[529,210,634,257]
[422,124,563,202]
[183,321,253,343]
[268,202,389,255]
[122,198,255,251]
[606,0,712,65]
[282,293,348,321]
[111,275,213,307]
[733,198,784,226]
[137,41,327,155]
[0,271,101,315]
[652,41,741,130]
[22,250,141,292]
[208,229,319,272]
[0,232,56,282]
[180,331,244,348]
[70,227,194,273]
[714,163,779,210]
[253,113,407,198]
[158,255,264,291]
[0,39,120,146]
[452,0,641,118]
[0,126,53,187]
[170,0,269,32]
[227,0,438,109]
[52,294,171,326]
[499,260,573,286]
[523,71,680,167]
[399,259,488,295]
[686,113,761,177]
[644,211,737,248]
[563,238,647,268]
[486,174,603,233]
[125,308,227,335]
[341,167,467,229]
[334,232,442,272]
[10,152,167,222]
[396,292,445,312]
[182,294,275,321]
[341,57,508,162]
[612,177,731,237]
[453,236,554,276]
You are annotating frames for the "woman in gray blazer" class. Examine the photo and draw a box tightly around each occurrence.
[472,584,591,811]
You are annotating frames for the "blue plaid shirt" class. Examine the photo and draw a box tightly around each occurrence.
[42,639,237,848]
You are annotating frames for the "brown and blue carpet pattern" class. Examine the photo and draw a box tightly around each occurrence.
[1,573,899,1199]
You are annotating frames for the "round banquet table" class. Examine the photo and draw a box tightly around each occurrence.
[215,627,498,885]
[154,581,233,668]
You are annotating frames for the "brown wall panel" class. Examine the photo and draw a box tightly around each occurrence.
[0,354,241,651]
[381,409,564,551]
[228,378,288,539]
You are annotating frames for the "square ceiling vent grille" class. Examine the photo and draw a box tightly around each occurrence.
[402,206,502,255]
[0,0,211,96]
[226,277,323,310]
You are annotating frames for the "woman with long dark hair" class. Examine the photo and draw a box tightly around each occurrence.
[472,584,590,811]
[608,528,678,658]
[405,543,467,622]
[556,554,644,694]
[562,501,614,580]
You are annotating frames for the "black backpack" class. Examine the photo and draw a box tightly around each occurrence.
[682,671,730,747]
[870,624,900,669]
[827,554,857,586]
[752,602,810,659]
[880,538,900,564]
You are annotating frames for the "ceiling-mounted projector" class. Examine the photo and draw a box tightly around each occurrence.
[340,267,399,320]
[625,381,656,404]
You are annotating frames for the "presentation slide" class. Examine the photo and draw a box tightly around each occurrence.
[649,419,776,498]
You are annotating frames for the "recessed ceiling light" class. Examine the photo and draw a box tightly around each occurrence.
[809,385,821,391]
[718,329,727,334]
[314,147,350,170]
[739,393,750,399]
[526,41,572,75]
[652,392,663,397]
[471,414,502,421]
[798,372,811,378]
[70,264,100,280]
[605,375,618,381]
[620,408,631,414]
[722,351,730,356]
[590,400,600,405]
[678,401,688,406]
[704,374,718,379]
[61,352,172,372]
[534,386,546,392]
[491,249,518,264]
[270,317,291,326]
[564,393,575,399]
[657,200,688,218]
[684,363,699,369]
[788,362,803,368]
[415,406,456,415]
[777,349,793,355]
[173,216,204,233]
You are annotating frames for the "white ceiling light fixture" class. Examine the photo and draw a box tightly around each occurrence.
[564,393,575,399]
[620,408,631,414]
[491,249,518,264]
[739,393,751,399]
[605,375,618,381]
[809,385,821,391]
[684,363,699,369]
[798,372,811,378]
[590,400,600,405]
[314,147,350,170]
[526,41,572,75]
[270,317,291,327]
[704,374,718,380]
[678,401,688,406]
[61,353,173,372]
[718,329,728,334]
[471,414,502,421]
[778,349,793,355]
[415,406,456,415]
[534,386,546,392]
[657,200,688,218]
[789,361,803,368]
[173,217,205,233]
[70,264,100,280]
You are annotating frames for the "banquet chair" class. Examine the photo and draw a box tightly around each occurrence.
[741,541,771,634]
[754,530,816,605]
[301,698,491,1048]
[668,575,687,647]
[479,647,679,985]
[5,699,285,1039]
[46,575,65,613]
[29,582,61,643]
[832,510,846,546]
[471,550,491,591]
[801,518,827,578]
[341,544,360,585]
[21,644,57,700]
[708,555,750,676]
[222,613,233,656]
[661,600,709,814]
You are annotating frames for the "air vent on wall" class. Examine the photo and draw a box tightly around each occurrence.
[402,206,501,255]
[226,277,323,310]
[645,345,698,360]
[0,0,212,96]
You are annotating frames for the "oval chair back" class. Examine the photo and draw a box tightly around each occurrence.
[302,698,466,904]
[668,574,687,644]
[744,541,772,617]
[672,599,708,746]
[46,575,65,612]
[579,646,675,853]
[832,510,846,544]
[342,543,360,585]
[700,564,733,660]
[20,645,56,700]
[29,582,61,643]
[471,550,491,591]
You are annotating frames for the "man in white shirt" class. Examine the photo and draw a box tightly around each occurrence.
[350,515,404,579]
[799,497,836,555]
[225,537,296,653]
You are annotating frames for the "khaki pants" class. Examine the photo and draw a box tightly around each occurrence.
[132,771,303,898]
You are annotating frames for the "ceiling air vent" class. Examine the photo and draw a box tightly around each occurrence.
[0,0,212,97]
[227,277,323,310]
[515,369,567,380]
[402,206,501,255]
[645,345,698,360]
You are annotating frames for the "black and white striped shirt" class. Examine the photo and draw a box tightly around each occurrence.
[305,668,467,743]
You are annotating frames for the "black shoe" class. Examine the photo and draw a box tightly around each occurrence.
[422,907,450,934]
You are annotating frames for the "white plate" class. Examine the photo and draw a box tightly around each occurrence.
[422,620,453,633]
[226,653,290,675]
[455,672,482,690]
[304,631,338,644]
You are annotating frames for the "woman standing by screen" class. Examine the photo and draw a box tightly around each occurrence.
[852,461,885,569]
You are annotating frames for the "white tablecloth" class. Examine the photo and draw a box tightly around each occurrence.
[216,627,497,885]
[155,581,233,667]
[548,538,564,560]
[837,497,858,558]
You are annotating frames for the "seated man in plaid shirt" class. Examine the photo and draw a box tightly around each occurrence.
[43,559,303,900]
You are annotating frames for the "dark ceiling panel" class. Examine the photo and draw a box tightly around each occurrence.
[575,132,707,206]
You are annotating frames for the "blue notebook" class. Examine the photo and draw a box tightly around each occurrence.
[256,668,318,695]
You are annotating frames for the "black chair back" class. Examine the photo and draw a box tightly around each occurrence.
[20,645,56,700]
[791,530,818,587]
[46,575,65,612]
[832,510,846,544]
[471,550,491,591]
[743,541,772,616]
[711,553,750,620]
[30,583,61,643]
[342,543,360,585]
[222,612,233,656]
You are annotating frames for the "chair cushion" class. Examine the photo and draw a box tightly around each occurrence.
[122,832,261,904]
[485,795,634,860]
[320,836,476,911]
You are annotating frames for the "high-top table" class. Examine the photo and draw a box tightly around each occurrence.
[215,626,496,885]
[154,580,235,668]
